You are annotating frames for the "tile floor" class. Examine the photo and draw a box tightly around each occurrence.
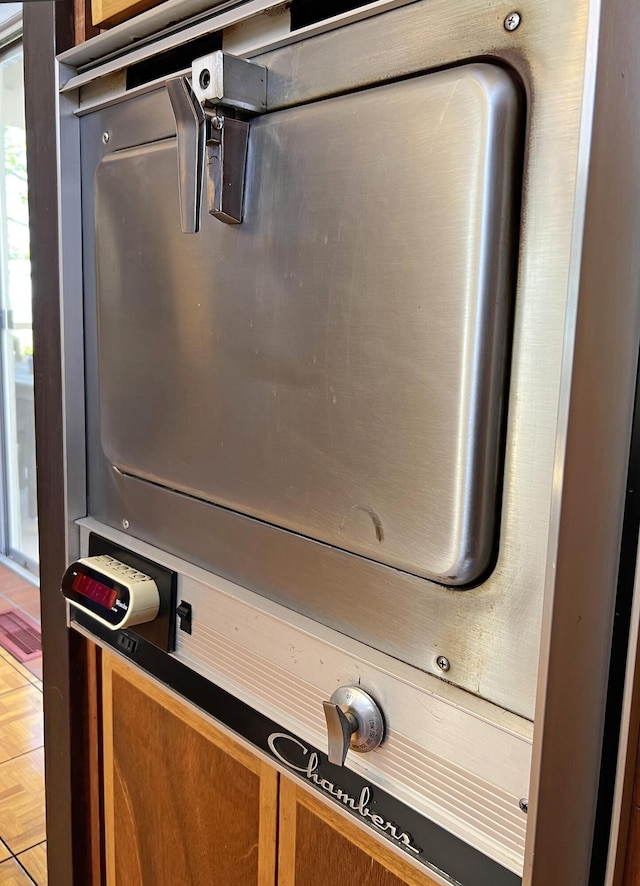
[0,563,46,885]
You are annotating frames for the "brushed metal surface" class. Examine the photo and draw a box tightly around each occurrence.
[94,64,518,586]
[74,0,593,721]
[524,0,640,881]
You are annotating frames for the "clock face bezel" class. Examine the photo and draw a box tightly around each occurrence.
[62,562,131,627]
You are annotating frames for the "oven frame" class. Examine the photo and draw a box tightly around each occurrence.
[28,0,640,882]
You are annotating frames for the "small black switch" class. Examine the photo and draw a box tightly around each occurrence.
[176,601,193,634]
[117,633,138,655]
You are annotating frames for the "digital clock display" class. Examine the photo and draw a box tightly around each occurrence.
[71,571,117,611]
[62,555,157,631]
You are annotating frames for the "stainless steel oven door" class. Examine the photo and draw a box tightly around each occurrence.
[83,61,522,708]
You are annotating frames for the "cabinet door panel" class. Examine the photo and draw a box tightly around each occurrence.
[102,652,278,886]
[278,777,440,886]
[92,0,162,28]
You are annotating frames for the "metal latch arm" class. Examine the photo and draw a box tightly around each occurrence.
[166,77,206,234]
[167,51,267,231]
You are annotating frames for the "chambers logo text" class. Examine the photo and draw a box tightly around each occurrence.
[268,731,421,855]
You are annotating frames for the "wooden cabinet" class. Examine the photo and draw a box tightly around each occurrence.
[91,0,163,29]
[278,777,439,886]
[100,651,438,886]
[102,652,278,885]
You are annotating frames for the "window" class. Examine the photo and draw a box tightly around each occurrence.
[0,38,38,574]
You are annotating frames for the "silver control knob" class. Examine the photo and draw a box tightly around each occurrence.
[322,685,385,767]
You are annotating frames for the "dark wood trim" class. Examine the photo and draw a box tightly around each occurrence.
[67,634,105,885]
[24,3,88,884]
[74,0,100,46]
[623,720,640,884]
[86,642,105,886]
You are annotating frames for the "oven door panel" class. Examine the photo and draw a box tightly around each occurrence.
[94,63,520,587]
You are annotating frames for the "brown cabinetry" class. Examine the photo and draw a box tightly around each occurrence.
[278,777,439,886]
[100,651,438,886]
[102,652,278,885]
[91,0,163,29]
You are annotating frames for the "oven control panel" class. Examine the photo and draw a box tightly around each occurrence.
[62,554,159,630]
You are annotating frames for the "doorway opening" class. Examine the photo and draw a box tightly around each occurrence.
[0,29,37,579]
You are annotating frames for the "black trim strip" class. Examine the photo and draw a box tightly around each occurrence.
[126,30,222,90]
[290,0,374,30]
[74,610,521,886]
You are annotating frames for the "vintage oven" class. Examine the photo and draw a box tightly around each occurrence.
[55,0,638,883]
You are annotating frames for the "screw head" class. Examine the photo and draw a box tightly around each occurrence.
[199,68,211,90]
[436,655,450,672]
[122,519,130,529]
[504,11,521,31]
[519,798,529,813]
[102,131,110,144]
